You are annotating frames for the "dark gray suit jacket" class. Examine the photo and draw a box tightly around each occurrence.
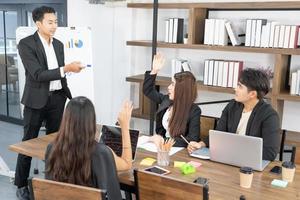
[215,99,280,161]
[18,31,72,109]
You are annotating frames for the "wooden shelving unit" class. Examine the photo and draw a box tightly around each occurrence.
[277,91,300,102]
[127,2,300,9]
[126,2,300,124]
[127,40,300,55]
[126,74,236,94]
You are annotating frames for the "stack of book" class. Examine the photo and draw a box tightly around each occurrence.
[171,59,191,78]
[245,19,299,48]
[290,70,300,95]
[203,59,243,88]
[204,19,228,46]
[165,18,184,44]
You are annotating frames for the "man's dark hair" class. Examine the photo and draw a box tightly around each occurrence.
[32,6,56,23]
[239,68,270,100]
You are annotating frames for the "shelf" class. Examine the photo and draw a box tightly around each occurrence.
[126,74,171,87]
[127,40,300,55]
[277,91,300,102]
[132,108,150,120]
[126,74,236,94]
[128,2,300,9]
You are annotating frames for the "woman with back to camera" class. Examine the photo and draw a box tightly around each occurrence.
[144,53,205,148]
[45,96,133,200]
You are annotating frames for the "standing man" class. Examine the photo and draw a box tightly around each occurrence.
[15,6,83,200]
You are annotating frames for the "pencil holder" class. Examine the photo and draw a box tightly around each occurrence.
[157,150,170,166]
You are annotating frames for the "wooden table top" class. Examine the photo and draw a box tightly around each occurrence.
[9,133,300,200]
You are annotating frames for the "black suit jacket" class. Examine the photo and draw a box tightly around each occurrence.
[215,99,280,161]
[18,31,72,109]
[143,71,201,147]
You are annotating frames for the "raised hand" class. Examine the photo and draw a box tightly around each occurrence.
[117,100,133,129]
[151,52,165,74]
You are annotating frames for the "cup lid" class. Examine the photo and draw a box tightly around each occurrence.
[240,166,253,174]
[282,161,295,169]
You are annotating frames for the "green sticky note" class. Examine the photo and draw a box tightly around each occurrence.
[174,161,186,168]
[271,179,288,188]
[180,163,196,175]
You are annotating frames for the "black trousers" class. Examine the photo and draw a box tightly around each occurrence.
[14,90,67,187]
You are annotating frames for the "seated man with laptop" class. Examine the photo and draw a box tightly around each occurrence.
[188,68,280,161]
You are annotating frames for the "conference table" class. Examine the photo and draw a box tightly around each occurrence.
[9,133,300,200]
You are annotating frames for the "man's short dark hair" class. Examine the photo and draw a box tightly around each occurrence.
[32,6,56,23]
[239,68,270,100]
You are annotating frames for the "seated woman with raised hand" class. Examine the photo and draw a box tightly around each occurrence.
[143,53,205,147]
[45,97,133,200]
[188,68,280,161]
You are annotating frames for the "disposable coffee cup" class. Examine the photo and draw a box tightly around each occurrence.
[282,161,296,182]
[240,167,253,188]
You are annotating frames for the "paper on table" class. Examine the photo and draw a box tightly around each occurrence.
[137,136,184,156]
[137,135,150,146]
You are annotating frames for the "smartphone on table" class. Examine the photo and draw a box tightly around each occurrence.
[270,166,281,174]
[144,166,170,175]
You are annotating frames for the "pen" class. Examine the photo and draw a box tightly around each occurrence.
[180,135,190,145]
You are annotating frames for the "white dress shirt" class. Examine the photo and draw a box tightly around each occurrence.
[38,32,64,91]
[162,107,172,138]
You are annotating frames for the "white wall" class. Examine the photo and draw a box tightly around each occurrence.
[68,0,300,133]
[68,0,132,126]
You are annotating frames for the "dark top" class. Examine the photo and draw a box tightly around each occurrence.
[18,31,72,109]
[215,99,280,161]
[45,142,122,200]
[143,71,201,147]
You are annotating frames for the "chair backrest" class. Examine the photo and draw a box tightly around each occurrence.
[200,116,217,141]
[134,169,209,200]
[294,147,300,165]
[29,178,107,200]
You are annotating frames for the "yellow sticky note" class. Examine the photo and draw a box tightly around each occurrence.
[140,157,156,166]
[174,161,186,168]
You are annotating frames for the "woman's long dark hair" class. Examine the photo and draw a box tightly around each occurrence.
[169,71,197,137]
[46,96,96,186]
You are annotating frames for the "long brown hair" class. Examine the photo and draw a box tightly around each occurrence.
[169,71,197,137]
[46,96,96,186]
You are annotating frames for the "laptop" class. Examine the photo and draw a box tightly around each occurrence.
[190,130,270,171]
[100,125,140,161]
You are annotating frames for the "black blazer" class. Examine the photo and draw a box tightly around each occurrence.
[215,99,280,161]
[45,142,122,200]
[143,71,201,147]
[18,31,72,109]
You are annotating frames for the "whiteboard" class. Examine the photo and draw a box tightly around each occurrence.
[16,27,94,115]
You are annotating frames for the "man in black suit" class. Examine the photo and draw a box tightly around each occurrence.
[15,6,83,200]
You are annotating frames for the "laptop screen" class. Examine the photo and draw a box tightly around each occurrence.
[100,125,139,160]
